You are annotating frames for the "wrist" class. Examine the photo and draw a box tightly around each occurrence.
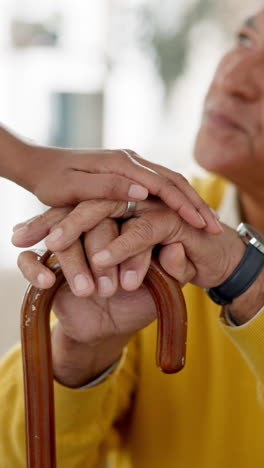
[218,231,246,283]
[0,126,33,189]
[226,268,264,325]
[51,323,130,388]
[206,223,264,308]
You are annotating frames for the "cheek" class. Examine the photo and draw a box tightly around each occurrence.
[206,52,234,92]
[254,135,264,165]
[254,105,264,163]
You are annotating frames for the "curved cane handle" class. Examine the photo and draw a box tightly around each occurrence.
[21,251,187,468]
[146,256,187,373]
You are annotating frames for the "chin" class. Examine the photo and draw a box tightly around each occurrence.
[194,127,249,177]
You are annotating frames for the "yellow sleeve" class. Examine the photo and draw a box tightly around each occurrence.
[192,175,264,397]
[0,339,138,468]
[220,308,264,399]
[191,174,227,210]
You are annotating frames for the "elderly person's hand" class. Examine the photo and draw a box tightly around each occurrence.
[15,197,243,294]
[16,199,161,295]
[13,196,216,293]
[17,198,264,388]
[17,213,160,387]
[17,197,263,324]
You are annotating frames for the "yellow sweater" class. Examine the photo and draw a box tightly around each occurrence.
[1,175,264,468]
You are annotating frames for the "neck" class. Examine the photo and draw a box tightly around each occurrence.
[239,190,264,234]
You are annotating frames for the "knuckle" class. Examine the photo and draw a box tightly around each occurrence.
[40,208,54,223]
[63,204,87,228]
[174,199,185,214]
[171,172,188,186]
[111,200,128,218]
[108,149,129,166]
[98,217,118,234]
[118,149,130,161]
[195,201,207,212]
[153,176,174,196]
[194,196,209,210]
[171,219,184,241]
[161,212,182,241]
[119,148,139,162]
[97,152,119,171]
[121,217,135,232]
[95,199,120,217]
[34,210,56,230]
[133,218,154,243]
[164,176,176,187]
[87,218,118,249]
[49,206,71,222]
[25,213,47,232]
[116,235,135,255]
[119,148,131,159]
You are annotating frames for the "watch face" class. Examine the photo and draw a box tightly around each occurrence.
[237,223,264,254]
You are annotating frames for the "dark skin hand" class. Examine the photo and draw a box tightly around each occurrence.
[6,133,222,248]
[14,197,220,294]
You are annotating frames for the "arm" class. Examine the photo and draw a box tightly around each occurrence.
[0,125,148,201]
[0,125,221,234]
[218,271,264,387]
[0,126,31,188]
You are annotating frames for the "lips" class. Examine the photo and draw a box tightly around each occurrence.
[204,109,245,133]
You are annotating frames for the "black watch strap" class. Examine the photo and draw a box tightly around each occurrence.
[206,243,264,305]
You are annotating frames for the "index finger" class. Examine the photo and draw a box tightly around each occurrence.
[92,209,183,269]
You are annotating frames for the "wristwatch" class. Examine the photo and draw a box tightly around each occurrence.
[206,223,264,305]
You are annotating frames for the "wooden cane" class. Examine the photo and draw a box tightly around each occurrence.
[21,250,187,468]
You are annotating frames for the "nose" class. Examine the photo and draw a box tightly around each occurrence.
[214,52,261,101]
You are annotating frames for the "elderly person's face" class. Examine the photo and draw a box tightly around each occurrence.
[194,9,264,186]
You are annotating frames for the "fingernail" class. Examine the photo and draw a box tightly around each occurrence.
[93,250,111,265]
[215,219,224,232]
[13,222,26,232]
[37,273,48,287]
[123,270,138,289]
[197,212,207,227]
[74,274,90,292]
[98,276,113,296]
[128,184,148,200]
[11,226,28,242]
[45,228,63,245]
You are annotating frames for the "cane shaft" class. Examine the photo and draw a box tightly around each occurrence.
[21,251,187,467]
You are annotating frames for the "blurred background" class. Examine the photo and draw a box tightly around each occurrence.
[0,0,263,356]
